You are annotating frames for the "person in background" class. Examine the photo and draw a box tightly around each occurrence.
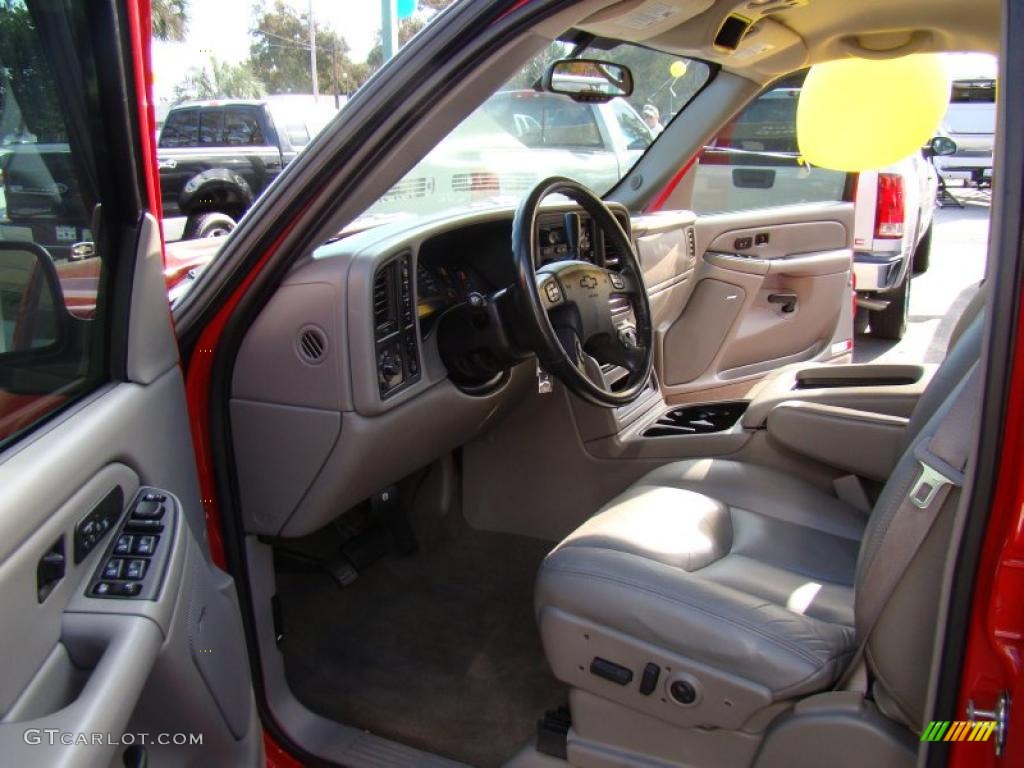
[642,104,664,135]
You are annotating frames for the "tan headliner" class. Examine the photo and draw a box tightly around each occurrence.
[575,0,1000,83]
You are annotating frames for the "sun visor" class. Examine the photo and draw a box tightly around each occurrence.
[796,54,951,172]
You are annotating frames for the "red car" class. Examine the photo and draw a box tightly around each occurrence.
[0,1,1019,767]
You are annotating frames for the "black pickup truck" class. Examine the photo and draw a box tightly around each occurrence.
[158,100,325,239]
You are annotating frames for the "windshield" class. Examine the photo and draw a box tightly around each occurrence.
[360,40,710,222]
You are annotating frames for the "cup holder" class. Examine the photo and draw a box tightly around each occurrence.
[642,401,748,438]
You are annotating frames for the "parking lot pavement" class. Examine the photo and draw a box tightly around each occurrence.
[854,187,990,364]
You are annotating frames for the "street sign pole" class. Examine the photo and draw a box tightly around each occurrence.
[381,0,399,63]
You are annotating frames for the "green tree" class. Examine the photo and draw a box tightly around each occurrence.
[152,0,189,42]
[173,58,265,102]
[249,1,367,95]
[0,1,64,141]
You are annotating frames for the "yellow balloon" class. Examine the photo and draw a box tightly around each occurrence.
[796,54,951,172]
[669,60,688,79]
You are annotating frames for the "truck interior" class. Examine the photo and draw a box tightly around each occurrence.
[203,1,1003,766]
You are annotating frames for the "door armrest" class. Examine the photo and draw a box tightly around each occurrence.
[767,401,908,481]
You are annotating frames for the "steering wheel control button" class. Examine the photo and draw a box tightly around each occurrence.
[639,662,661,695]
[618,326,639,350]
[609,272,626,290]
[669,679,699,705]
[544,281,562,303]
[590,657,634,686]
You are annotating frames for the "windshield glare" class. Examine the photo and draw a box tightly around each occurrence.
[361,41,710,222]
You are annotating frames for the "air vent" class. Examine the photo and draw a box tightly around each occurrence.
[296,325,328,364]
[686,227,697,262]
[373,264,396,340]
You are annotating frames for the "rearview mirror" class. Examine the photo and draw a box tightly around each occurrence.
[0,242,68,358]
[543,59,633,103]
[929,136,958,157]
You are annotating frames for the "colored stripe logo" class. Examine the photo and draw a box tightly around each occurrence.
[921,721,997,742]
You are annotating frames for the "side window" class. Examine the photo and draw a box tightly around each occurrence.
[691,71,849,214]
[198,108,223,146]
[0,3,110,448]
[611,100,652,150]
[159,109,199,148]
[224,107,267,146]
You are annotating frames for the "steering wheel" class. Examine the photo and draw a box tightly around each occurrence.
[511,177,654,407]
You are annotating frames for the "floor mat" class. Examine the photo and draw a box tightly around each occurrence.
[277,526,565,767]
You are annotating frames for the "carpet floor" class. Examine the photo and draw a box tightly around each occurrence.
[277,525,565,767]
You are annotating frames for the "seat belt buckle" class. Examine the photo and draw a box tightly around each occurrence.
[909,461,956,509]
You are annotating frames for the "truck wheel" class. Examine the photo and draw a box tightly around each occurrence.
[869,275,911,340]
[912,224,933,275]
[183,212,236,239]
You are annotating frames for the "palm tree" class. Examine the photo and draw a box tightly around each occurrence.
[152,0,189,42]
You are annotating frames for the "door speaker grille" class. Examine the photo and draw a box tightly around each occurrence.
[296,326,328,364]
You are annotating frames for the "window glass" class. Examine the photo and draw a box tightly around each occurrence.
[951,80,996,103]
[611,99,653,149]
[0,0,109,448]
[223,107,266,146]
[159,108,199,147]
[198,108,223,145]
[483,94,604,149]
[692,71,849,214]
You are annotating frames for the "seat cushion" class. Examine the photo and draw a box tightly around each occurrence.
[536,459,863,700]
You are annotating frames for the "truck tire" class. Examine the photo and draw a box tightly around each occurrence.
[912,223,933,275]
[183,212,236,239]
[869,274,911,340]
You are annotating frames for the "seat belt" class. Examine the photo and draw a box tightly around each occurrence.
[836,365,981,691]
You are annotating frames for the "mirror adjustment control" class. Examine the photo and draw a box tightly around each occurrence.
[132,500,165,520]
[114,534,134,555]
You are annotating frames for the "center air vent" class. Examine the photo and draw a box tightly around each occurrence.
[296,325,328,364]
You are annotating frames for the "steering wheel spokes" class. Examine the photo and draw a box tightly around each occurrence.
[512,177,654,407]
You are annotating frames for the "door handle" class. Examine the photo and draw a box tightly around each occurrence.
[36,536,65,603]
[768,292,798,313]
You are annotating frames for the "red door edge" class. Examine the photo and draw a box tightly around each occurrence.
[950,292,1024,767]
[125,0,164,236]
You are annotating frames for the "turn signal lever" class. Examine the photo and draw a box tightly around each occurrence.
[768,292,798,314]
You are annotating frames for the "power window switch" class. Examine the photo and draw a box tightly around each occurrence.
[102,559,124,580]
[133,535,157,556]
[125,559,147,580]
[114,535,134,555]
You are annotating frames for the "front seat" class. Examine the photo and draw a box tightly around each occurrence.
[534,308,985,768]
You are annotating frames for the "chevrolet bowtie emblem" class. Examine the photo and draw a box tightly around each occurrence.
[580,275,598,289]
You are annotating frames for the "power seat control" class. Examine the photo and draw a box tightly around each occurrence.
[590,657,633,686]
[87,487,177,601]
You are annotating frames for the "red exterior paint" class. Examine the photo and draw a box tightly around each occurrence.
[950,294,1024,767]
[125,0,164,231]
[263,732,304,768]
[647,154,697,212]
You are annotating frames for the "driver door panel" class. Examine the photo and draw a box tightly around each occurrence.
[647,203,855,399]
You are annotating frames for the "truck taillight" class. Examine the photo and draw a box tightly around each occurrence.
[874,173,905,239]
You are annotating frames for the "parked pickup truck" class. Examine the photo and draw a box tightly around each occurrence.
[366,90,654,216]
[157,99,332,239]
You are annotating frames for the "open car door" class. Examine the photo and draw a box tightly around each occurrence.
[639,74,856,403]
[0,3,260,766]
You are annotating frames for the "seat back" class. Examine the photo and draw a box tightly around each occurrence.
[855,364,981,731]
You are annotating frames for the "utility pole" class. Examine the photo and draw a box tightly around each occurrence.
[309,0,319,101]
[381,0,398,63]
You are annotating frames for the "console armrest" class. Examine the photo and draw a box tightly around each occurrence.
[743,362,936,428]
[767,401,908,481]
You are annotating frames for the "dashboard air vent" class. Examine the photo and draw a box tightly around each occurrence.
[373,265,396,340]
[687,227,697,262]
[296,326,328,364]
